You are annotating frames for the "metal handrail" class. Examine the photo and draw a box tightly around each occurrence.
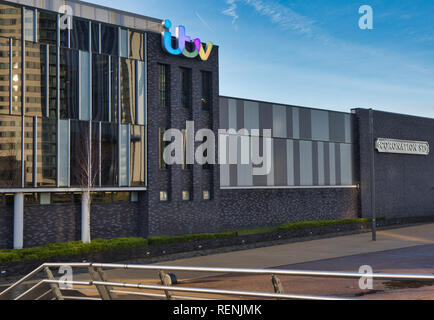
[1,262,433,300]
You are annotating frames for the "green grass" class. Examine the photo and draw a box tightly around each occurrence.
[0,218,380,264]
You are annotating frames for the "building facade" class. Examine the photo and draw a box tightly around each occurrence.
[0,0,433,250]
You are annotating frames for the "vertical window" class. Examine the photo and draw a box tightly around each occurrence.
[201,71,212,110]
[130,125,145,186]
[120,58,136,124]
[48,45,57,118]
[60,48,79,119]
[0,116,22,187]
[92,54,109,121]
[160,191,168,202]
[180,68,191,108]
[136,60,146,125]
[24,8,36,42]
[0,37,10,114]
[11,39,22,115]
[25,41,46,117]
[101,123,118,186]
[79,51,91,121]
[182,191,190,201]
[158,64,168,108]
[101,25,118,56]
[38,10,57,45]
[91,23,100,54]
[203,190,211,200]
[129,31,144,60]
[119,28,128,58]
[70,120,90,187]
[37,118,57,186]
[119,124,130,186]
[71,19,89,52]
[23,117,34,187]
[159,128,167,169]
[110,57,119,122]
[58,119,69,187]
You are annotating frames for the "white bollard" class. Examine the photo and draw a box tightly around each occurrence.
[13,193,24,249]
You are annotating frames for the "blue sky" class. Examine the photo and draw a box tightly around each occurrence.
[88,0,434,117]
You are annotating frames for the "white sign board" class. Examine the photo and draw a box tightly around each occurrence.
[375,138,430,156]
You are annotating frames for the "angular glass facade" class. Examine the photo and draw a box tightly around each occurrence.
[0,2,147,190]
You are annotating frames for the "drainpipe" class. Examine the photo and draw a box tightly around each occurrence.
[13,193,24,249]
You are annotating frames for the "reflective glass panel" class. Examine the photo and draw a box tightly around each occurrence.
[25,41,46,117]
[0,3,22,39]
[130,125,145,186]
[71,18,89,52]
[60,48,79,119]
[0,115,22,187]
[101,122,118,186]
[129,31,144,60]
[0,37,9,114]
[23,116,33,186]
[120,58,135,124]
[37,118,57,186]
[11,39,22,115]
[92,54,109,121]
[101,25,118,56]
[38,10,57,45]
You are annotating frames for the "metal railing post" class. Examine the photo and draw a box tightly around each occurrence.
[88,266,116,300]
[159,270,173,300]
[44,267,64,300]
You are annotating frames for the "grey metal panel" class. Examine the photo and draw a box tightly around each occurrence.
[58,120,69,187]
[286,107,293,139]
[287,140,295,186]
[219,97,229,130]
[293,140,301,185]
[273,105,287,138]
[237,135,252,186]
[312,141,318,186]
[273,138,287,186]
[317,142,325,186]
[344,114,352,143]
[329,143,336,186]
[244,100,259,131]
[324,142,330,185]
[259,102,273,132]
[228,99,237,130]
[220,137,230,186]
[292,107,300,139]
[340,143,353,185]
[311,110,330,141]
[299,140,313,186]
[335,143,342,186]
[236,99,244,130]
[299,108,312,140]
[267,138,274,186]
[252,137,268,187]
[329,112,346,143]
[229,164,237,187]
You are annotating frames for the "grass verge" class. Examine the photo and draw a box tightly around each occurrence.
[0,218,379,264]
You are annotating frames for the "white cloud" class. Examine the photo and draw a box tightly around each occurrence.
[222,0,239,25]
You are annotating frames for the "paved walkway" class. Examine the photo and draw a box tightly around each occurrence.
[93,223,434,282]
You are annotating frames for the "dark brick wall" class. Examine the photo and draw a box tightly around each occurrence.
[354,108,434,219]
[0,206,13,249]
[145,32,221,236]
[218,188,359,231]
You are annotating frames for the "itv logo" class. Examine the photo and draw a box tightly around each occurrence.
[161,19,213,61]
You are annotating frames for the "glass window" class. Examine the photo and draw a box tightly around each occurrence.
[11,39,22,115]
[160,191,168,202]
[0,115,22,187]
[0,3,22,39]
[38,10,57,45]
[158,64,168,108]
[24,193,39,205]
[203,190,211,200]
[23,117,34,187]
[111,57,119,122]
[91,122,100,187]
[129,31,144,60]
[70,120,90,187]
[180,68,191,108]
[120,58,136,124]
[120,28,128,58]
[52,193,72,204]
[71,18,89,52]
[91,23,100,54]
[0,37,10,115]
[58,119,69,187]
[182,191,190,201]
[101,25,118,56]
[130,125,145,186]
[60,48,79,119]
[25,41,46,117]
[101,122,118,186]
[48,45,57,118]
[24,8,36,42]
[113,192,130,202]
[136,60,146,125]
[79,51,91,121]
[92,54,109,121]
[119,124,130,186]
[201,71,212,110]
[37,118,57,187]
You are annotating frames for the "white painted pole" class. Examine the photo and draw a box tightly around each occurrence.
[81,192,91,244]
[13,193,24,249]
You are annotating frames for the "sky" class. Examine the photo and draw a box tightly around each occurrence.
[87,0,434,117]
